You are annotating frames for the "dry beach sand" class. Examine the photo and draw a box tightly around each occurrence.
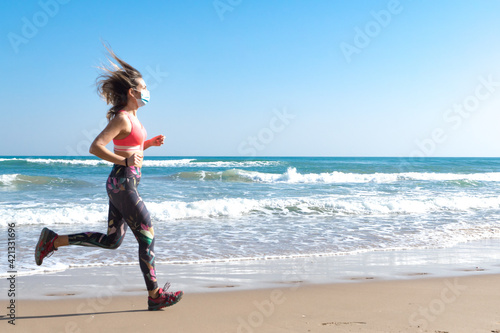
[2,274,500,333]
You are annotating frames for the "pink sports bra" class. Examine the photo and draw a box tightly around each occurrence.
[113,111,147,152]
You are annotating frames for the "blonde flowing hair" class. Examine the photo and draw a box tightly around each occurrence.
[96,43,143,121]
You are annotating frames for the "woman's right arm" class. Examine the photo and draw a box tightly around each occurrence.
[89,116,129,166]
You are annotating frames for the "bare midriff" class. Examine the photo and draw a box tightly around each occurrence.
[114,149,143,168]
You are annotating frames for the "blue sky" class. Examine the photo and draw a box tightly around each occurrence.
[2,0,500,157]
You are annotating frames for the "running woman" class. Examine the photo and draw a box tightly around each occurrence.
[34,46,183,311]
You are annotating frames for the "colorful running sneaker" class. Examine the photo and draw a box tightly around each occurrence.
[148,282,183,311]
[35,227,59,266]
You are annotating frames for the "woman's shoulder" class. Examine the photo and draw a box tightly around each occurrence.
[109,112,132,129]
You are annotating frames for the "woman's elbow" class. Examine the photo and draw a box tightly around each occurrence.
[89,141,99,155]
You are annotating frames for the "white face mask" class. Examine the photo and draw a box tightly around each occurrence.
[136,88,150,107]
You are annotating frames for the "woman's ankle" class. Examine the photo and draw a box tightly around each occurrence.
[54,235,69,249]
[148,288,159,299]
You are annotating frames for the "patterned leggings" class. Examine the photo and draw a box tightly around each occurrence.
[68,164,158,291]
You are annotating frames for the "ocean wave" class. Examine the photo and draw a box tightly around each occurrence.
[1,203,108,226]
[190,160,282,168]
[24,158,197,167]
[147,195,500,220]
[25,158,112,166]
[171,169,255,182]
[0,174,85,187]
[0,157,111,166]
[0,174,20,186]
[122,159,280,168]
[0,157,280,168]
[148,194,500,218]
[5,194,500,227]
[172,167,500,184]
[143,159,196,167]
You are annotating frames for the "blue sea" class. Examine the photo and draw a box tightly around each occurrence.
[1,156,500,277]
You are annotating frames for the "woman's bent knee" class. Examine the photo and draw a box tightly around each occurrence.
[108,237,124,250]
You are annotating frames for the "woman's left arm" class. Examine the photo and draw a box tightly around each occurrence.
[144,135,165,150]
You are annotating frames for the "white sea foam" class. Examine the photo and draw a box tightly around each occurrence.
[1,203,108,227]
[6,193,499,227]
[233,168,500,184]
[5,221,500,278]
[142,159,196,167]
[153,193,499,219]
[190,161,281,168]
[147,198,263,220]
[171,167,500,184]
[0,261,71,278]
[24,158,194,167]
[414,222,500,248]
[4,157,193,167]
[0,174,64,187]
[0,174,20,186]
[2,157,280,168]
[25,158,112,166]
[130,159,280,168]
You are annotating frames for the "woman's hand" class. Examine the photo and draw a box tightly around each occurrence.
[148,135,165,147]
[126,153,143,167]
